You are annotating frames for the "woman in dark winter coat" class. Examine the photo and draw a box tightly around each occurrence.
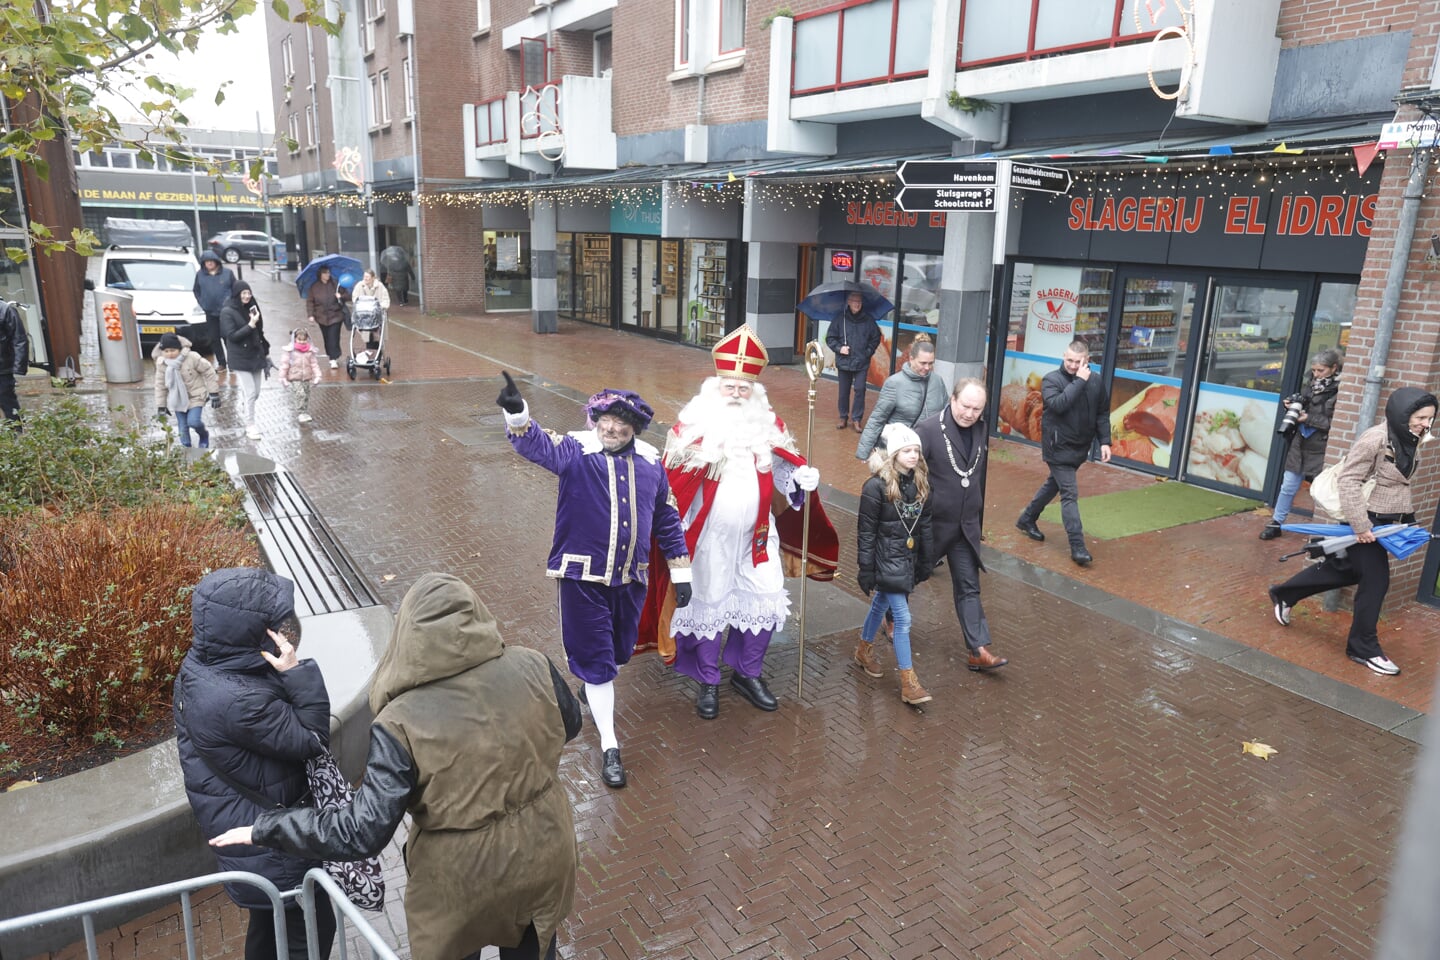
[219,281,269,440]
[825,290,883,432]
[211,572,582,960]
[854,422,934,704]
[1260,348,1342,539]
[305,265,348,368]
[173,568,336,960]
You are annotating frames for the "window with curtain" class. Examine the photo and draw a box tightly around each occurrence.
[719,0,745,53]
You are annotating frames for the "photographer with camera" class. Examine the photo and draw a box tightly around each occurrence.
[1259,348,1343,540]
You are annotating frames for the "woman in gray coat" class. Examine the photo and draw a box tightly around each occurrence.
[856,334,948,460]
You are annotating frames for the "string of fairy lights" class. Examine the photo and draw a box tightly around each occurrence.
[269,147,1439,211]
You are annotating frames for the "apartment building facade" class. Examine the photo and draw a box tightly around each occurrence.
[269,0,1440,601]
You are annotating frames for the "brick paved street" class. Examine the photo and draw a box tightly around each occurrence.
[38,274,1433,959]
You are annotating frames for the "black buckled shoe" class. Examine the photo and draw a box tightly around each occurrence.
[1071,546,1093,567]
[600,748,626,789]
[730,673,778,711]
[696,683,720,720]
[1015,517,1045,542]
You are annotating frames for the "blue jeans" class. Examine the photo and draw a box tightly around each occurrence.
[1272,469,1303,523]
[862,591,913,670]
[174,406,208,448]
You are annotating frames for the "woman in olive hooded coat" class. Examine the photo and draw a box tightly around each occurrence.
[211,572,582,960]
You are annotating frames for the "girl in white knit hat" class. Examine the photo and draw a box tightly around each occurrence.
[854,422,934,704]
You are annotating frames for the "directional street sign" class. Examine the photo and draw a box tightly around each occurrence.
[1009,162,1072,194]
[895,158,1072,212]
[894,186,996,213]
[896,160,999,188]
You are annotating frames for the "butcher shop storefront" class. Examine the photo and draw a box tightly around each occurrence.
[992,160,1378,501]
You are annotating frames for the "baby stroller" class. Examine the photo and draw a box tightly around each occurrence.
[345,294,391,380]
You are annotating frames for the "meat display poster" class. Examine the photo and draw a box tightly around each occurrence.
[1023,264,1083,359]
[1183,384,1278,492]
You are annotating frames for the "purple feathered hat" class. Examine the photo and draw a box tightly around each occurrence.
[584,388,654,432]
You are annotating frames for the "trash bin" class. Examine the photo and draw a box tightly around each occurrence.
[94,289,144,383]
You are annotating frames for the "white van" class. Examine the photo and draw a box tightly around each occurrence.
[99,219,205,350]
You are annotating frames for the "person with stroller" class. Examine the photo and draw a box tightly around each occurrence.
[305,264,348,370]
[1259,348,1343,540]
[352,269,390,364]
[220,281,271,441]
[277,328,323,424]
[154,332,221,448]
[1267,386,1437,676]
[855,423,934,704]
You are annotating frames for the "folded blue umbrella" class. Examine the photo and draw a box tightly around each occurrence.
[1280,522,1434,560]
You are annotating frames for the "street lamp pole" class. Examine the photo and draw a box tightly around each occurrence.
[326,73,377,272]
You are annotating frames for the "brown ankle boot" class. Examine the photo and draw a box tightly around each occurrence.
[853,639,883,678]
[898,668,932,704]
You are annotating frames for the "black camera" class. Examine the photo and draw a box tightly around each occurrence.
[1277,394,1305,437]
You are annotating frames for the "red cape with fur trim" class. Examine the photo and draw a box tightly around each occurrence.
[636,425,838,662]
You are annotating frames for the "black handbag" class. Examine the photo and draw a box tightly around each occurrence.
[195,739,386,910]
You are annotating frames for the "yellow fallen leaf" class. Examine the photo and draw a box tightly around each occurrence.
[6,780,40,792]
[382,574,396,582]
[1242,741,1278,760]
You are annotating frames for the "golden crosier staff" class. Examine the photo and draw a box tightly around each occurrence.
[796,339,825,698]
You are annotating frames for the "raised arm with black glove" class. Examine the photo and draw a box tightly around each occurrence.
[496,370,530,432]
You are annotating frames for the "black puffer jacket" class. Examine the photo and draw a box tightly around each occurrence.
[857,472,933,594]
[173,568,329,909]
[825,310,882,372]
[218,282,269,373]
[1040,366,1111,467]
[1282,375,1339,480]
[0,300,28,375]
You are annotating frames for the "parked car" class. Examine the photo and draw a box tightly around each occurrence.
[207,230,283,263]
[100,218,205,350]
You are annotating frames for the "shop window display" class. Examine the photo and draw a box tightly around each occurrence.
[483,229,531,311]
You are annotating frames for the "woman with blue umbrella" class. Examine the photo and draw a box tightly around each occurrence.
[302,259,358,370]
[1267,386,1437,676]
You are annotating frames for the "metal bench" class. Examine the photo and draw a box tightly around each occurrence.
[240,471,381,617]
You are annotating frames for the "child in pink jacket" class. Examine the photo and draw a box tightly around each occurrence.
[277,328,324,423]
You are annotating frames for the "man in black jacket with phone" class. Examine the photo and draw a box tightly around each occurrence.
[1015,339,1112,566]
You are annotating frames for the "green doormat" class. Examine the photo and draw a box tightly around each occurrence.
[1038,481,1255,540]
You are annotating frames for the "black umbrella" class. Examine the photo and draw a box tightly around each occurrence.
[797,281,895,322]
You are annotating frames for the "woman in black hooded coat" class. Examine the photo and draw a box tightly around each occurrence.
[1268,386,1438,676]
[219,281,269,439]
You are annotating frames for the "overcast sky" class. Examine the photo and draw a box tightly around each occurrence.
[101,12,276,134]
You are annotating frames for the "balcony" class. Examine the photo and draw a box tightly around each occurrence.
[464,74,617,177]
[788,0,931,118]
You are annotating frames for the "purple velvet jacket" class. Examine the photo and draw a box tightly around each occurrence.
[510,420,687,587]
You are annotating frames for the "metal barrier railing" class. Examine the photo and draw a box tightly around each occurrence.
[0,872,288,960]
[0,869,400,960]
[301,869,400,960]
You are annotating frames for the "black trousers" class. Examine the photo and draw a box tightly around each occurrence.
[461,924,557,960]
[836,368,868,421]
[205,312,228,369]
[244,898,335,960]
[1271,541,1390,661]
[0,373,19,422]
[319,321,343,361]
[946,538,991,652]
[1020,463,1085,548]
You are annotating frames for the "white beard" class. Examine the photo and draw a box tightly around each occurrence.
[666,378,796,477]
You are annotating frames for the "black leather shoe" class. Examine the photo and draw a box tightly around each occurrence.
[1259,521,1282,540]
[1015,517,1045,542]
[1071,547,1093,566]
[730,673,778,711]
[696,683,720,720]
[600,748,626,788]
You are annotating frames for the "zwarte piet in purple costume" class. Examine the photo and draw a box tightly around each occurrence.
[498,373,690,789]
